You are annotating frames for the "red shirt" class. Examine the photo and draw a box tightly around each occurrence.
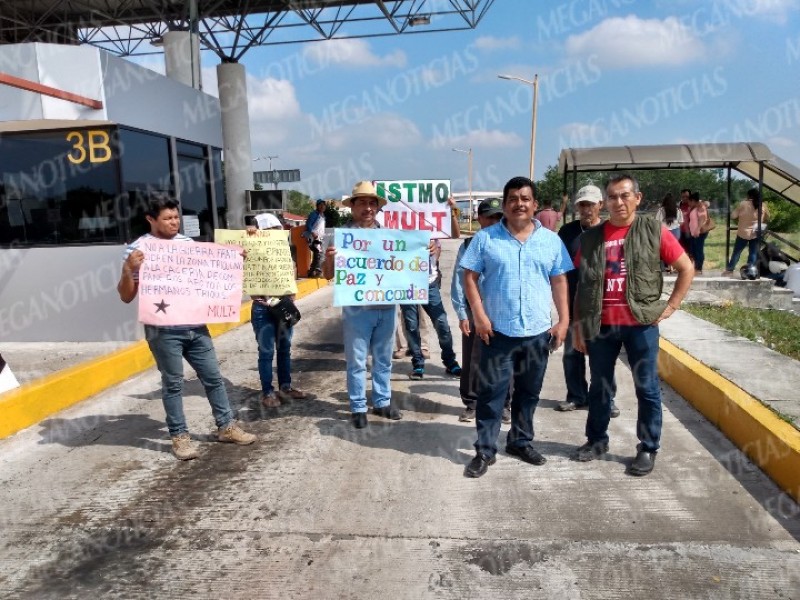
[536,208,560,232]
[575,221,684,326]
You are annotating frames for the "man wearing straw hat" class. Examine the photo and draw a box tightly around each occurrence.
[323,181,403,429]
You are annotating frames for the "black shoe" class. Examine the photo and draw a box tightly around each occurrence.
[505,444,547,466]
[610,403,620,418]
[574,441,609,462]
[465,453,496,478]
[351,412,368,429]
[628,449,656,476]
[372,404,402,420]
[555,400,588,412]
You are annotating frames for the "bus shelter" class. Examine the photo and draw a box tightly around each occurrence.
[558,142,800,260]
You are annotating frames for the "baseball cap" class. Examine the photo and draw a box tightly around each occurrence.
[477,198,503,216]
[574,185,603,204]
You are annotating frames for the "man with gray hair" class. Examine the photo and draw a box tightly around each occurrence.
[572,174,693,476]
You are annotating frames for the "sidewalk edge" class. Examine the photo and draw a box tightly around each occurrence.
[658,337,800,503]
[0,277,329,440]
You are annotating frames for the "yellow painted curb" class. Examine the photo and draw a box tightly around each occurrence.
[658,337,800,503]
[0,278,330,441]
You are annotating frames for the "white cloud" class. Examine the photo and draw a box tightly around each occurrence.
[746,0,798,23]
[323,113,422,151]
[434,129,523,149]
[566,16,706,68]
[474,36,522,51]
[303,38,407,69]
[247,77,301,120]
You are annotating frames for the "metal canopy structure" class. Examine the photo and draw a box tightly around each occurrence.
[558,142,800,207]
[0,0,496,60]
[558,142,800,262]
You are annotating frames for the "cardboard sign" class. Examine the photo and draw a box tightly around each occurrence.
[332,229,431,307]
[215,229,297,296]
[137,238,243,325]
[375,179,452,239]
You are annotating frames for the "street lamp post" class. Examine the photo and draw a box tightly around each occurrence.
[452,147,473,232]
[254,154,280,188]
[498,74,538,181]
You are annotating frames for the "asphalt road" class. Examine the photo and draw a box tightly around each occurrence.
[1,239,798,599]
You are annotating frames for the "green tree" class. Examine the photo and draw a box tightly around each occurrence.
[324,204,345,227]
[287,190,314,218]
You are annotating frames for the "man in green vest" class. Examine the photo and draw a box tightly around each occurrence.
[572,174,693,476]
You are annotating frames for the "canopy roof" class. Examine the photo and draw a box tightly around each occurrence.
[0,0,496,58]
[558,143,800,207]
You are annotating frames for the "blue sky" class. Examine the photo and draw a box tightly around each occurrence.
[138,0,800,199]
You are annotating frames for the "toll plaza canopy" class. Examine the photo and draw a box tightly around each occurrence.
[558,142,800,208]
[0,0,496,57]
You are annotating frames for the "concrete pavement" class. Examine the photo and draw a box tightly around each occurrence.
[0,238,799,598]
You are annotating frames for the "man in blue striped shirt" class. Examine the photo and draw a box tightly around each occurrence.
[460,176,573,478]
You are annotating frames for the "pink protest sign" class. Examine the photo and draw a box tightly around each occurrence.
[137,238,244,325]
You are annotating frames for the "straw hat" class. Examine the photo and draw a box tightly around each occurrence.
[343,180,387,208]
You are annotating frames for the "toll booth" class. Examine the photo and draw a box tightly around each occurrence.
[0,43,224,342]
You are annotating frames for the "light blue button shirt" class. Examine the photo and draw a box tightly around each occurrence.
[459,219,573,337]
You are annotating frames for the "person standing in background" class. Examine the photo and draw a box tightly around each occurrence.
[555,185,618,418]
[451,198,511,424]
[535,198,561,232]
[656,193,683,273]
[246,213,306,408]
[687,192,710,276]
[305,199,327,277]
[723,188,770,276]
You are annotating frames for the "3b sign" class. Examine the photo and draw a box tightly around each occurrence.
[66,129,112,164]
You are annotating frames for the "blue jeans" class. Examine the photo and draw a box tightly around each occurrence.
[727,236,758,271]
[401,283,457,370]
[586,325,662,452]
[562,326,616,406]
[690,232,709,271]
[342,306,395,413]
[475,331,549,458]
[251,302,294,395]
[144,325,234,436]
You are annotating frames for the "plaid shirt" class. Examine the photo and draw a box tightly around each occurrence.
[460,219,573,337]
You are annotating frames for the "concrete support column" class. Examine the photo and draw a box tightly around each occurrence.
[162,30,202,89]
[217,61,252,229]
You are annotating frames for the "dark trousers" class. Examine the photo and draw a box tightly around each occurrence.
[563,326,616,406]
[586,325,662,452]
[401,283,457,370]
[474,331,549,458]
[460,310,511,410]
[309,239,323,273]
[690,232,708,271]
